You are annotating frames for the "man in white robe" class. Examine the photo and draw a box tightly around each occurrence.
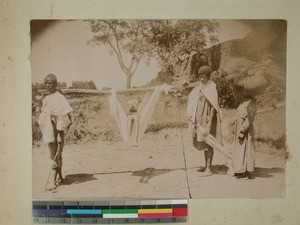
[38,74,74,190]
[187,66,222,176]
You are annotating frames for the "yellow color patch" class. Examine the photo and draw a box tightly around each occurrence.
[138,208,172,214]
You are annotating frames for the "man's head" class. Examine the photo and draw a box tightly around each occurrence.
[44,74,57,93]
[198,66,212,85]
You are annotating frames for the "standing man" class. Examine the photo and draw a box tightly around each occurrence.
[187,66,222,176]
[38,74,74,190]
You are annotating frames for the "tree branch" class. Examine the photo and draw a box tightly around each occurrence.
[131,57,141,75]
[104,20,126,68]
[102,20,129,75]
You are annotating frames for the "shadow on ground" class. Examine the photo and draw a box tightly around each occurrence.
[60,166,284,186]
[131,167,171,183]
[197,165,229,175]
[197,165,285,178]
[62,173,97,185]
[252,167,285,178]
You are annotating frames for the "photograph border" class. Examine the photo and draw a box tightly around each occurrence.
[0,0,300,224]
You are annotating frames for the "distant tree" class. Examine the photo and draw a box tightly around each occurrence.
[72,81,79,89]
[58,82,66,89]
[72,81,97,89]
[88,20,153,89]
[34,82,46,90]
[83,81,90,89]
[33,82,68,90]
[88,81,97,90]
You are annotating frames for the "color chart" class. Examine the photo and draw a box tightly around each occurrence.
[32,199,188,224]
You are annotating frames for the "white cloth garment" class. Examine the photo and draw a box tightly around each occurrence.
[38,91,73,144]
[109,85,170,144]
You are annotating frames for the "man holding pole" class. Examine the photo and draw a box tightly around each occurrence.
[187,66,222,176]
[38,74,74,190]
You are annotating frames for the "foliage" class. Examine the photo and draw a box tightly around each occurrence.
[71,80,97,90]
[32,83,40,115]
[32,82,66,90]
[254,106,286,155]
[211,70,248,108]
[208,44,221,71]
[230,39,249,58]
[32,96,121,146]
[147,20,219,74]
[67,97,120,143]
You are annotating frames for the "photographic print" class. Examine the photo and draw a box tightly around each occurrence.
[31,19,286,200]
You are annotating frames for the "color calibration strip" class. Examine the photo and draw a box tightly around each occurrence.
[32,200,188,224]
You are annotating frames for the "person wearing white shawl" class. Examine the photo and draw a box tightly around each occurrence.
[38,74,74,190]
[187,66,222,176]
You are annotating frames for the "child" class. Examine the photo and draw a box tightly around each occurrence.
[232,97,257,179]
[126,100,140,147]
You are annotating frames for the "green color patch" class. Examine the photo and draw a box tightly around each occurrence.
[102,209,138,214]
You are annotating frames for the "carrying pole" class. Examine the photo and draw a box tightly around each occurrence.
[188,119,232,160]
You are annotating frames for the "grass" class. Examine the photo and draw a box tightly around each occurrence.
[254,106,286,155]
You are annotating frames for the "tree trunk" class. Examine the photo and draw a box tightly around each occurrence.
[126,74,132,89]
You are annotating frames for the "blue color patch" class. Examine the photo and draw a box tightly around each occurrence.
[66,209,102,215]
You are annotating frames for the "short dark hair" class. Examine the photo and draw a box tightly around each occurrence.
[44,74,57,84]
[198,66,212,78]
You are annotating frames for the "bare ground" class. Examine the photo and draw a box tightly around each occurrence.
[32,128,285,200]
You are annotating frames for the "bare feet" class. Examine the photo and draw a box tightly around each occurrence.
[196,167,206,172]
[55,178,64,186]
[227,167,234,177]
[234,172,251,180]
[45,177,64,192]
[198,170,213,177]
[47,185,57,192]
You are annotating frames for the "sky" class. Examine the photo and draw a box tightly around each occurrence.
[31,20,251,90]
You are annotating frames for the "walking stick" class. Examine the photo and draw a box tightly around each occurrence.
[44,149,60,191]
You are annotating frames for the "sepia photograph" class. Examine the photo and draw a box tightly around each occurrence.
[31,19,286,200]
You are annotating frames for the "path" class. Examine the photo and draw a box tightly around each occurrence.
[32,129,285,199]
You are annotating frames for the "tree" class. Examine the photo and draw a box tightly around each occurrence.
[88,20,220,88]
[146,20,220,81]
[72,81,97,89]
[88,81,97,90]
[88,20,153,89]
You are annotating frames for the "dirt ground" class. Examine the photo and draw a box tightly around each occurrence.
[32,127,285,200]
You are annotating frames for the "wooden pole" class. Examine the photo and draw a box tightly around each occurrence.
[188,119,232,160]
[36,83,196,96]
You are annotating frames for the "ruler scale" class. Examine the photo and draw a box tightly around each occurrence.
[32,200,188,224]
